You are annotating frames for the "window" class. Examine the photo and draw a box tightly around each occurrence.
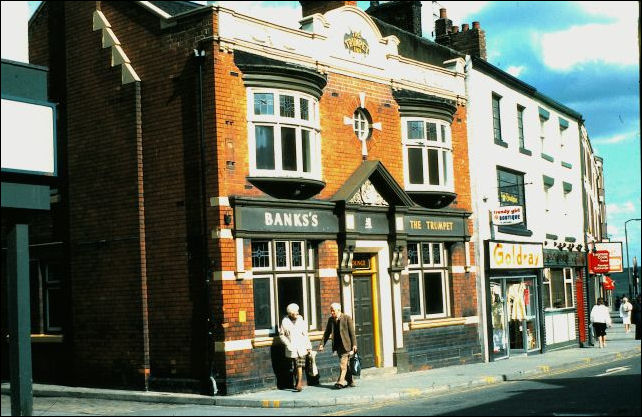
[251,240,319,335]
[29,260,63,333]
[353,108,372,141]
[407,242,449,319]
[517,105,525,149]
[402,118,454,191]
[248,89,320,178]
[497,167,527,228]
[492,94,503,143]
[542,268,574,309]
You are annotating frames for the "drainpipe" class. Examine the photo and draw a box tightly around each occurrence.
[194,48,218,395]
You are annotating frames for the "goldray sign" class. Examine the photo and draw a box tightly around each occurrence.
[491,206,523,225]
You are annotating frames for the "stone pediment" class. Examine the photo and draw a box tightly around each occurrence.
[332,161,414,208]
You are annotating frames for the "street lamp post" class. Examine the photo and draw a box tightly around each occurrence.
[624,218,641,298]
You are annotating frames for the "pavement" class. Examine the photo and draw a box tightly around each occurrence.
[2,320,640,410]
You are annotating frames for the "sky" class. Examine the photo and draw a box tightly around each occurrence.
[5,1,641,280]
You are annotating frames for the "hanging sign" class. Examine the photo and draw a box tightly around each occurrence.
[491,206,523,225]
[593,242,623,273]
[602,275,615,290]
[588,250,610,274]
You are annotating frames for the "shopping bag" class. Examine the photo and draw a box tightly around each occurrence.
[349,352,361,376]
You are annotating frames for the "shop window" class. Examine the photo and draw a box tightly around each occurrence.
[29,260,63,334]
[402,118,454,191]
[407,242,449,319]
[542,268,574,309]
[247,89,321,178]
[251,240,318,335]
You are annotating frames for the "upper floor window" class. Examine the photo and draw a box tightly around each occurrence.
[29,260,63,334]
[517,105,525,149]
[492,94,503,144]
[248,89,321,179]
[402,118,453,191]
[497,167,527,229]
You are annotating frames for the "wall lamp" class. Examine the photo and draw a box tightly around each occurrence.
[223,214,232,226]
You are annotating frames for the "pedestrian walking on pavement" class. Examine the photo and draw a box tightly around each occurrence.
[590,297,612,348]
[632,295,642,340]
[318,302,357,389]
[619,296,633,333]
[279,303,312,392]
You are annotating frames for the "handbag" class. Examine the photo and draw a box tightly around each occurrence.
[349,352,361,376]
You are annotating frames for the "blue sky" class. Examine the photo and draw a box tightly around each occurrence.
[19,1,641,277]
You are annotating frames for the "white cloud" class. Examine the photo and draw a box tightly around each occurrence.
[506,65,525,77]
[540,2,639,70]
[217,1,302,29]
[607,201,637,215]
[592,131,638,145]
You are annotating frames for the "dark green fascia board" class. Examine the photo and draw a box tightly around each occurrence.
[563,181,573,193]
[543,175,555,188]
[541,153,554,163]
[1,182,50,210]
[546,233,558,240]
[565,237,576,243]
[519,147,532,156]
[561,161,573,169]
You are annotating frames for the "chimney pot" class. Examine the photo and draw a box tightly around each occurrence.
[462,23,469,31]
[473,21,480,29]
[451,25,459,33]
[439,8,447,19]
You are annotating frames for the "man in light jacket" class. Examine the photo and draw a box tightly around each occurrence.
[279,303,312,391]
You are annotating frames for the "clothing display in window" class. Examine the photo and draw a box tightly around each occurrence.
[507,282,526,321]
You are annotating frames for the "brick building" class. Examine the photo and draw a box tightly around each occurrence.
[2,1,483,395]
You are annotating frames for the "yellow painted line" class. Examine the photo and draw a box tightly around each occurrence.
[485,376,498,384]
[583,358,592,364]
[404,388,422,396]
[262,400,269,408]
[273,400,280,408]
[615,352,623,359]
[537,365,550,373]
[261,400,280,408]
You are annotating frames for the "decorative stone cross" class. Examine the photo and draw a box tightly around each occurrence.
[343,92,382,159]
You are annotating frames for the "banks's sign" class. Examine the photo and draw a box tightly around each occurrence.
[489,241,543,269]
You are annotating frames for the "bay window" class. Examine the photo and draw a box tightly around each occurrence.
[402,118,454,191]
[248,89,320,178]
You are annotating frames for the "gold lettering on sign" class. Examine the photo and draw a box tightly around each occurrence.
[425,221,454,231]
[344,31,369,56]
[409,220,423,230]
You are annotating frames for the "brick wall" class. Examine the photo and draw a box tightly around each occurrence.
[404,324,482,371]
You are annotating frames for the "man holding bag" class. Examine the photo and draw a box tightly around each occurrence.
[318,302,357,388]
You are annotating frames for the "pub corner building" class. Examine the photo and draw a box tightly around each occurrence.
[0,1,579,396]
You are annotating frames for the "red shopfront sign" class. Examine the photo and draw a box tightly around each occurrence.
[588,251,610,274]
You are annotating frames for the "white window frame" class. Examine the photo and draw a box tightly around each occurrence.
[252,240,318,336]
[563,267,575,308]
[408,242,450,320]
[247,88,321,180]
[401,118,454,192]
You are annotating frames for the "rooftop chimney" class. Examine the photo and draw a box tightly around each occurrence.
[434,8,487,60]
[365,1,422,37]
[300,1,357,17]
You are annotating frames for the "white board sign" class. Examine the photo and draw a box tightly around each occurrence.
[1,98,56,176]
[492,206,523,225]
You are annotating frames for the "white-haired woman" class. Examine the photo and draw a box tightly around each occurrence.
[279,303,312,391]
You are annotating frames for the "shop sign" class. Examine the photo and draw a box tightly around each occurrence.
[346,212,389,235]
[544,249,585,267]
[588,250,610,274]
[352,253,371,270]
[234,206,339,234]
[405,215,465,238]
[602,275,615,290]
[491,206,523,225]
[593,242,623,273]
[489,241,543,269]
[499,191,519,205]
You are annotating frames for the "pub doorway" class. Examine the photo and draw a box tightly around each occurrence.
[351,253,381,369]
